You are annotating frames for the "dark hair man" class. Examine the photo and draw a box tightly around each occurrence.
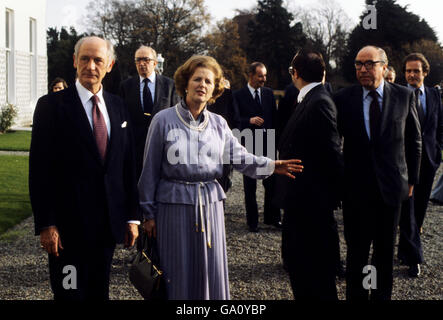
[398,53,443,277]
[276,49,343,300]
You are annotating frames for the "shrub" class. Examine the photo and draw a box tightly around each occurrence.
[0,103,18,133]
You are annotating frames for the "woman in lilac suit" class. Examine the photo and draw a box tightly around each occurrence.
[138,55,302,300]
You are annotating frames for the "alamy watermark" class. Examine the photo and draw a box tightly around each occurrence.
[164,127,276,175]
[362,1,377,30]
[362,265,377,290]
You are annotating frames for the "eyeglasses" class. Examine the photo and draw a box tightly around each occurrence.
[355,60,384,70]
[135,57,155,64]
[288,66,295,76]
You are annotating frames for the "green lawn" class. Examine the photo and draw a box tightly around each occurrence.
[0,130,31,151]
[0,155,32,235]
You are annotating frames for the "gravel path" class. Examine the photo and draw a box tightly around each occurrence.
[0,168,441,300]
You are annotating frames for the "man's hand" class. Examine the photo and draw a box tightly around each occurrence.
[143,219,156,239]
[124,223,139,248]
[250,117,264,127]
[40,226,63,257]
[273,159,304,179]
[408,184,414,198]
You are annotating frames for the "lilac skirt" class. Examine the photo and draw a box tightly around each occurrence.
[156,201,230,300]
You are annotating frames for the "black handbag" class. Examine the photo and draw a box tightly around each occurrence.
[129,231,166,300]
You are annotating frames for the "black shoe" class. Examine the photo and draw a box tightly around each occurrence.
[336,262,346,279]
[248,226,259,233]
[273,221,283,229]
[408,264,421,277]
[264,221,282,228]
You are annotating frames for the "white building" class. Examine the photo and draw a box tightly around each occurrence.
[0,0,47,126]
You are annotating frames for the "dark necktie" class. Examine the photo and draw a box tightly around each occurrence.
[254,89,261,107]
[91,95,108,163]
[143,78,154,115]
[415,89,425,125]
[369,90,381,140]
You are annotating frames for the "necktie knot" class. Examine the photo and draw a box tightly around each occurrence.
[369,90,378,100]
[91,95,99,106]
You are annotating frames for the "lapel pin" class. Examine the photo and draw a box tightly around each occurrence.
[121,121,127,128]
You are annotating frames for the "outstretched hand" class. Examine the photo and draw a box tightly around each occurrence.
[273,159,303,179]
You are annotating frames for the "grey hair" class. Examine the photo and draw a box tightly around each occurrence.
[135,45,157,61]
[359,45,389,65]
[74,36,116,66]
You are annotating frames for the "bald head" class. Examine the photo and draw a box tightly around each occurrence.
[355,46,388,90]
[135,46,158,78]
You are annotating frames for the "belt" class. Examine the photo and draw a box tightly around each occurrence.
[168,179,217,248]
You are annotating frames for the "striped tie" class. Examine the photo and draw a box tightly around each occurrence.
[91,95,108,163]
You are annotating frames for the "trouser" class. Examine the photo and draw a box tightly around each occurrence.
[243,174,280,228]
[343,191,401,301]
[398,195,424,265]
[282,205,338,300]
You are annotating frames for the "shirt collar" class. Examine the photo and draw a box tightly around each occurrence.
[247,83,260,96]
[297,82,322,103]
[407,84,425,95]
[363,79,385,100]
[139,72,156,84]
[75,80,105,105]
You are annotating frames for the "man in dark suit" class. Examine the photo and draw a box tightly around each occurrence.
[119,46,178,178]
[233,62,280,232]
[334,46,422,300]
[277,50,343,300]
[398,53,443,277]
[29,36,140,300]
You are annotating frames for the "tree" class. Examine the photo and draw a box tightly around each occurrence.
[343,0,440,83]
[204,19,248,90]
[246,0,306,89]
[86,0,210,79]
[47,27,85,89]
[291,0,352,75]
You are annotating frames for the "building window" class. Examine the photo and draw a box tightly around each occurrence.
[5,9,15,104]
[30,18,37,101]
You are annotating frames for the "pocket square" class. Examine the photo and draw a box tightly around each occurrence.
[121,121,127,128]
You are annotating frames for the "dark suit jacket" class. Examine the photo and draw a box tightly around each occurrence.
[233,86,277,156]
[334,82,422,207]
[421,86,443,170]
[29,86,139,245]
[276,84,343,210]
[119,74,178,175]
[207,88,238,129]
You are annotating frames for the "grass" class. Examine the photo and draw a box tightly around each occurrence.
[0,130,31,151]
[0,155,32,235]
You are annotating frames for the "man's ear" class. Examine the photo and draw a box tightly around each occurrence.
[73,54,77,69]
[107,60,115,73]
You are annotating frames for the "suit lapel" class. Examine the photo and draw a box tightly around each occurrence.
[103,91,122,168]
[379,82,397,139]
[423,87,435,128]
[153,75,162,114]
[351,86,370,143]
[61,87,103,165]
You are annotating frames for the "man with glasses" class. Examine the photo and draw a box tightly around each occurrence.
[334,46,421,300]
[119,46,178,178]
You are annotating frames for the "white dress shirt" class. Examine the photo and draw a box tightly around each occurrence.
[75,80,111,137]
[247,83,261,104]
